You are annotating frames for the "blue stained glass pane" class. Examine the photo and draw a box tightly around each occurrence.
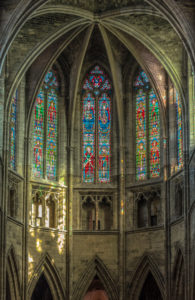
[101,79,111,91]
[82,93,95,183]
[91,65,104,74]
[134,70,150,90]
[44,70,58,89]
[83,79,93,90]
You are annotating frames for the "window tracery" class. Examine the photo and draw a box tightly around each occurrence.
[31,188,63,229]
[135,190,161,228]
[81,193,113,231]
[175,179,184,218]
[8,172,20,218]
[82,65,111,183]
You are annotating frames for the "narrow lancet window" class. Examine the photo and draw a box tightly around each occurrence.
[32,70,58,180]
[134,70,160,180]
[82,65,112,183]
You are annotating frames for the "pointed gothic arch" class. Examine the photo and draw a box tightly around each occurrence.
[128,255,165,300]
[28,253,65,300]
[6,245,20,300]
[172,248,185,300]
[139,271,163,300]
[72,255,118,300]
[31,273,53,300]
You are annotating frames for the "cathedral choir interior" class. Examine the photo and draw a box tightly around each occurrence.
[0,0,195,299]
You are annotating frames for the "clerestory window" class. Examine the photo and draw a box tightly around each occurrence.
[81,65,112,183]
[134,69,160,180]
[32,70,58,180]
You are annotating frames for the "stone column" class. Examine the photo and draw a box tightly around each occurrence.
[23,136,32,300]
[67,146,74,300]
[119,146,125,300]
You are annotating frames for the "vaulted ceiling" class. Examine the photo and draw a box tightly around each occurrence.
[0,0,194,122]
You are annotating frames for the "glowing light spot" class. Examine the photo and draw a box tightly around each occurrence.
[50,231,55,238]
[28,253,34,280]
[36,239,42,252]
[28,254,33,263]
[29,228,35,237]
[57,233,65,254]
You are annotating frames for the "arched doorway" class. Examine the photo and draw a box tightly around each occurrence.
[83,275,109,300]
[139,272,162,300]
[31,274,53,300]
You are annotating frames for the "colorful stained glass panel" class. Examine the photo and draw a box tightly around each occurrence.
[10,90,17,169]
[176,91,183,169]
[136,89,147,180]
[44,70,58,90]
[82,66,111,184]
[82,93,95,183]
[149,90,160,177]
[98,93,111,183]
[46,89,58,180]
[32,89,44,178]
[134,70,150,90]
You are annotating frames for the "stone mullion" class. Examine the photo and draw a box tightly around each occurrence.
[119,146,126,300]
[99,25,126,299]
[165,75,171,300]
[174,88,179,169]
[146,90,150,179]
[95,196,98,230]
[182,51,190,300]
[95,93,98,184]
[1,117,9,300]
[23,136,31,300]
[67,146,74,300]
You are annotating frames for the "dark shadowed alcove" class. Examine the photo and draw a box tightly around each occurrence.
[139,272,162,300]
[31,274,53,300]
[6,272,11,300]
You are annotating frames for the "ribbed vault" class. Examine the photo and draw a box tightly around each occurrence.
[3,0,187,120]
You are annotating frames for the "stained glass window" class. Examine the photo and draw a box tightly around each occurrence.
[176,91,183,169]
[10,90,18,170]
[32,70,58,180]
[149,90,160,177]
[135,89,147,180]
[134,70,160,180]
[82,65,111,183]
